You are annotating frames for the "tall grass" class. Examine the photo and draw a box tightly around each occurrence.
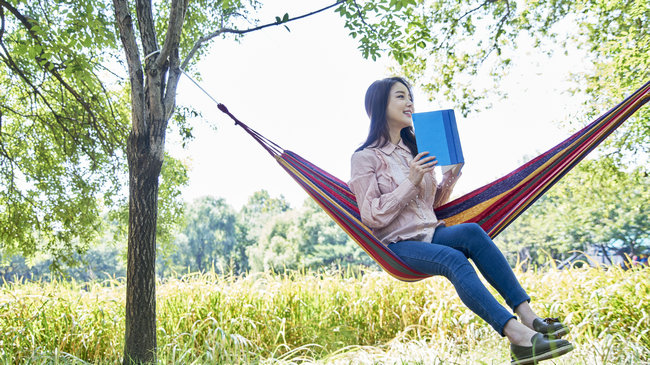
[1,266,648,364]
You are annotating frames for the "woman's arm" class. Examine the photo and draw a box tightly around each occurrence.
[349,151,419,229]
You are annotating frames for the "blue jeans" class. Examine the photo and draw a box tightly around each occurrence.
[387,223,530,335]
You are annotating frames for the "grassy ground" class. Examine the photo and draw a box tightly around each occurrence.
[0,265,648,364]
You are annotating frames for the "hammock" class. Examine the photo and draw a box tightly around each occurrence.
[209,81,649,282]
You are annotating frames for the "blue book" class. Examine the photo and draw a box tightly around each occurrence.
[412,109,464,166]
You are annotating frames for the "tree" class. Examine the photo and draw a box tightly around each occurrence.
[549,160,649,260]
[247,198,376,272]
[247,209,303,272]
[112,1,362,360]
[297,198,375,269]
[237,189,291,272]
[2,0,355,362]
[175,196,238,273]
[496,159,649,266]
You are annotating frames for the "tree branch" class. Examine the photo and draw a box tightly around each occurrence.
[458,0,498,24]
[135,0,158,58]
[163,50,181,121]
[478,0,511,64]
[418,0,502,57]
[0,0,116,146]
[0,44,83,149]
[181,0,345,70]
[113,0,146,134]
[156,0,188,69]
[351,0,376,34]
[0,5,5,44]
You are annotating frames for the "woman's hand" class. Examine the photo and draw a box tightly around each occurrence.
[408,152,436,186]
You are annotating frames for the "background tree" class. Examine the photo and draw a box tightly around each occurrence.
[247,209,303,272]
[297,198,376,269]
[174,196,238,273]
[496,159,649,267]
[238,189,291,272]
[247,198,377,272]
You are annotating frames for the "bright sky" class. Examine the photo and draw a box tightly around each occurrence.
[170,1,591,210]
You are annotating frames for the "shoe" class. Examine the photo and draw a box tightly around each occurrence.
[532,317,569,338]
[510,333,574,365]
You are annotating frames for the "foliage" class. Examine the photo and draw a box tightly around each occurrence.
[238,190,291,272]
[247,197,376,273]
[154,155,190,277]
[337,0,649,167]
[0,0,126,263]
[496,159,649,266]
[297,198,376,269]
[0,0,191,265]
[170,196,239,274]
[0,243,125,283]
[1,266,648,363]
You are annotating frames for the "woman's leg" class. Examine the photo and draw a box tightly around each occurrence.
[388,240,516,336]
[432,223,531,313]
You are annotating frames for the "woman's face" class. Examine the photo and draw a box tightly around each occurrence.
[385,82,414,132]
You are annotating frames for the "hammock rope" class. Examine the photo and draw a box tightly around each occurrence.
[185,70,649,281]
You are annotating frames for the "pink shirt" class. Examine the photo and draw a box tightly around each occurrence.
[348,140,459,245]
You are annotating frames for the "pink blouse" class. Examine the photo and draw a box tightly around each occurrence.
[348,140,459,245]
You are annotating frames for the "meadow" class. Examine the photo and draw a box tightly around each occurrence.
[0,265,648,364]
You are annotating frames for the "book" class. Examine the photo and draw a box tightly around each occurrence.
[412,109,464,167]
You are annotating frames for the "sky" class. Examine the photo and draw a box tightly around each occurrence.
[170,1,591,210]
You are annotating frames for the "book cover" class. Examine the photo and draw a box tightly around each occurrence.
[412,109,464,166]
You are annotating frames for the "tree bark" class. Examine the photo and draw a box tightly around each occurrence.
[123,130,163,364]
[113,0,187,362]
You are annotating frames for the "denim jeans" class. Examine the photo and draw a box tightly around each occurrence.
[387,223,530,335]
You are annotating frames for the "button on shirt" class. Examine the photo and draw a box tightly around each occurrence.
[348,140,459,246]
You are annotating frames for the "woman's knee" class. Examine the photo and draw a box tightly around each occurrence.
[463,222,486,237]
[461,223,493,248]
[440,249,474,276]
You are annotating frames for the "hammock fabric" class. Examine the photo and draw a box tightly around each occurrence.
[216,81,649,282]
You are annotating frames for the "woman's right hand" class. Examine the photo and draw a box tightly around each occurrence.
[408,152,437,186]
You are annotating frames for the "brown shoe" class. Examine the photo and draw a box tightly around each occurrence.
[510,333,574,365]
[532,317,569,338]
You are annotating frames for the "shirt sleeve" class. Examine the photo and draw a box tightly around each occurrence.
[433,171,461,208]
[349,150,419,229]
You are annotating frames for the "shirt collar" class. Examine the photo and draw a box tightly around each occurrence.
[377,139,410,155]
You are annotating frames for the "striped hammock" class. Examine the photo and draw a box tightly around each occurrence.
[215,81,649,282]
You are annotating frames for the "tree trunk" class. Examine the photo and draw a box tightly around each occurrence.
[123,130,164,364]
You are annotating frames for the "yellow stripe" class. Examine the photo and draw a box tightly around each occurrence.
[443,92,645,228]
[490,96,647,235]
[489,90,649,236]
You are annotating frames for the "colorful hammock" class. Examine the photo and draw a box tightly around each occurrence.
[213,81,649,282]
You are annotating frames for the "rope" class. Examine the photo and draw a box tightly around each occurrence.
[178,68,223,108]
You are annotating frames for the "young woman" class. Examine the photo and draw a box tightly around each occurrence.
[348,77,574,365]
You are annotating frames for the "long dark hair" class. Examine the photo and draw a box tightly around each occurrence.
[356,77,418,157]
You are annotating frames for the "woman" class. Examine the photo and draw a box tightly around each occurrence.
[348,77,574,365]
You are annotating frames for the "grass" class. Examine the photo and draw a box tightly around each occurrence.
[0,265,648,364]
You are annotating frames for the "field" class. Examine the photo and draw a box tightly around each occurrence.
[1,265,648,364]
